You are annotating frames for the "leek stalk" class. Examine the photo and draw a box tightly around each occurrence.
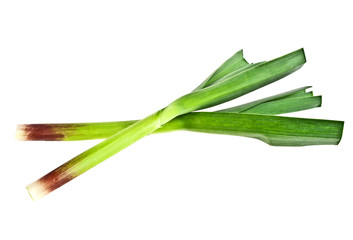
[17,87,322,141]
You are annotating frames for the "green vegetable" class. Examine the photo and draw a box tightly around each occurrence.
[16,87,322,141]
[172,112,343,146]
[23,48,342,201]
[17,113,343,147]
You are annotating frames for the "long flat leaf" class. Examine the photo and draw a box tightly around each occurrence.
[217,86,312,113]
[162,48,306,120]
[240,96,322,115]
[171,112,344,146]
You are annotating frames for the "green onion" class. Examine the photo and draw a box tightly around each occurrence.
[16,87,322,141]
[25,49,311,200]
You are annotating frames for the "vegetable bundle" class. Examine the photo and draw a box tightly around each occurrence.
[17,48,344,200]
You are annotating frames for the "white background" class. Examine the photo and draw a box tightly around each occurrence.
[0,1,352,239]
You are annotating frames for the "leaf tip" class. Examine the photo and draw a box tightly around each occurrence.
[317,96,322,107]
[336,121,345,145]
[299,48,306,63]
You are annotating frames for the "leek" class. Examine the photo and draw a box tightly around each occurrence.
[17,87,322,141]
[25,49,306,200]
[24,48,335,201]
